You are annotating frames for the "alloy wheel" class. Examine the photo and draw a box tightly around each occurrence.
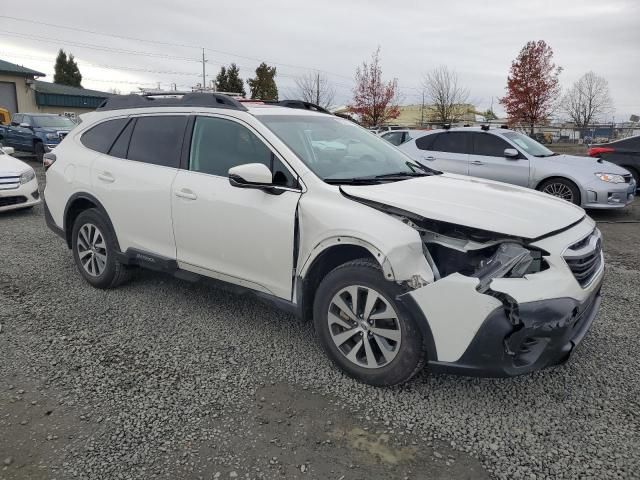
[77,223,107,277]
[327,285,402,369]
[542,182,574,202]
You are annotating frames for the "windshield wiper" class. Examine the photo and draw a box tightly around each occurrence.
[324,177,383,185]
[374,171,429,179]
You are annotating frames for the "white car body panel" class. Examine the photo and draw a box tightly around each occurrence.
[341,173,585,239]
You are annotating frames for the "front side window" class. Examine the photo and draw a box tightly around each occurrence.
[258,114,428,182]
[473,133,512,157]
[81,118,129,154]
[431,132,470,154]
[32,116,76,129]
[502,132,554,157]
[127,116,187,168]
[12,114,22,125]
[189,116,295,187]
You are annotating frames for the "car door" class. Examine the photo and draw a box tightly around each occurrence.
[7,114,28,149]
[89,114,187,259]
[417,131,471,175]
[171,115,302,300]
[469,132,530,186]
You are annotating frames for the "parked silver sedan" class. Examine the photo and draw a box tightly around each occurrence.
[398,127,636,209]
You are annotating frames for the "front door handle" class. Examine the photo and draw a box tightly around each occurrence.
[174,189,197,200]
[471,160,485,166]
[97,172,115,183]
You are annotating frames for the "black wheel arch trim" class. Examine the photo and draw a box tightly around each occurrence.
[63,192,121,250]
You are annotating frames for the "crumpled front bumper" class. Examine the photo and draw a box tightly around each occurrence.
[398,218,605,377]
[428,279,602,377]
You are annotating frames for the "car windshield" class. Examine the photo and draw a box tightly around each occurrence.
[502,131,555,157]
[258,114,432,183]
[32,116,76,129]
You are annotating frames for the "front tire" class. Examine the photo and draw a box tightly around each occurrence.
[71,209,131,289]
[538,178,581,205]
[313,258,426,386]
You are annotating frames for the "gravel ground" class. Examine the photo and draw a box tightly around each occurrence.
[1,158,639,479]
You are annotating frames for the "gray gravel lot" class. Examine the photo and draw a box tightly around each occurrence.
[1,158,639,479]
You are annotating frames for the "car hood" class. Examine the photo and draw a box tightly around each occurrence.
[546,154,629,174]
[340,174,585,239]
[0,154,32,175]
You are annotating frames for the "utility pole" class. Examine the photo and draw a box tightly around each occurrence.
[316,72,320,106]
[201,48,206,90]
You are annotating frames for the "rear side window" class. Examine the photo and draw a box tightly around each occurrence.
[473,133,511,157]
[415,133,438,150]
[81,118,129,154]
[382,131,404,146]
[108,119,135,159]
[127,116,187,168]
[431,132,470,154]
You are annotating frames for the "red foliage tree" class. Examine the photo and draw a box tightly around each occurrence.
[349,48,400,127]
[500,40,562,134]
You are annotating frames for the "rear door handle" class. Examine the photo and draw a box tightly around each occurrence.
[471,160,485,166]
[174,189,197,200]
[97,172,115,183]
[422,155,436,161]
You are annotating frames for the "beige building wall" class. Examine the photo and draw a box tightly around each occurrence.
[0,74,100,118]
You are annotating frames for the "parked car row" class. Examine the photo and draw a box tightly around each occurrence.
[40,93,607,386]
[380,127,636,208]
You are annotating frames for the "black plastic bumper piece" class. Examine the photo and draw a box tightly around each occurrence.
[428,280,603,377]
[43,198,65,240]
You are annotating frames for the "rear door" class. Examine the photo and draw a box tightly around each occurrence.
[89,114,187,259]
[418,131,471,175]
[469,132,530,186]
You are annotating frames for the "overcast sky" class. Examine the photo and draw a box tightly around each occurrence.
[1,0,639,119]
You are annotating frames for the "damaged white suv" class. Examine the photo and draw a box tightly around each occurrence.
[43,94,604,386]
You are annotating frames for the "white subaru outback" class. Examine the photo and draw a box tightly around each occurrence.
[43,93,604,386]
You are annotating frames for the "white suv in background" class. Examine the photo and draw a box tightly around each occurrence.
[44,93,604,386]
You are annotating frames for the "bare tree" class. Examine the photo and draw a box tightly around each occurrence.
[562,71,613,133]
[294,71,335,109]
[423,66,470,124]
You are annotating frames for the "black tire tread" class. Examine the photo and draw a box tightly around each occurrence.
[314,257,427,387]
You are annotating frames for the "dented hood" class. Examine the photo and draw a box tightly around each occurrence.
[340,174,585,239]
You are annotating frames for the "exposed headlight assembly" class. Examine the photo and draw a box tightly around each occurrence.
[595,172,625,183]
[45,133,59,140]
[473,243,535,293]
[20,169,36,184]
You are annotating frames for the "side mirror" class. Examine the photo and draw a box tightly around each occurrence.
[504,148,519,159]
[19,122,32,129]
[228,163,283,194]
[2,146,15,155]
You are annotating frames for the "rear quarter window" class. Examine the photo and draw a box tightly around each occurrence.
[81,118,129,154]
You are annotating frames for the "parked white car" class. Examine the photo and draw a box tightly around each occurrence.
[399,127,635,209]
[44,94,604,386]
[0,146,40,212]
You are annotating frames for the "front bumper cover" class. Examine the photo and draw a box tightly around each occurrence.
[427,279,602,377]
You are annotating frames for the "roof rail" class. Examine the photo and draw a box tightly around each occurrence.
[274,100,331,114]
[96,92,248,112]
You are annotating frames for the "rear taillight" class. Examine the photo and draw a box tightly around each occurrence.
[588,146,615,157]
[43,152,56,170]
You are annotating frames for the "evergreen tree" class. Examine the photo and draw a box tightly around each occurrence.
[215,66,228,91]
[225,63,245,96]
[247,63,278,100]
[53,49,82,87]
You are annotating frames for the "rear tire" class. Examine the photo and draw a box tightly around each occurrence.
[537,178,581,205]
[313,258,426,386]
[71,209,131,289]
